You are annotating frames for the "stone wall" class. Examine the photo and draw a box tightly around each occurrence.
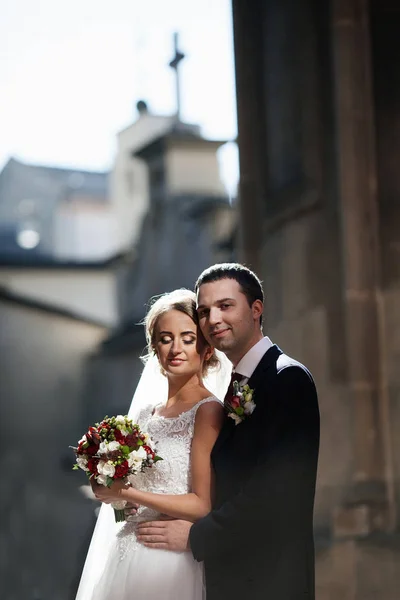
[262,210,352,534]
[0,300,107,600]
[372,0,400,526]
[232,0,400,597]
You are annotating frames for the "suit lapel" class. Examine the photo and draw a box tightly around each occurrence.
[246,344,282,394]
[213,345,282,454]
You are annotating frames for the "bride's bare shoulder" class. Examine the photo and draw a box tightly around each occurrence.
[194,398,224,426]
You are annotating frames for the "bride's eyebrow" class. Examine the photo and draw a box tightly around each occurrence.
[158,330,196,336]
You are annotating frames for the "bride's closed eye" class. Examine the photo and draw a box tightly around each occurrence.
[159,336,196,345]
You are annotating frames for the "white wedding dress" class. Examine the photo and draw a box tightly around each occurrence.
[86,397,221,600]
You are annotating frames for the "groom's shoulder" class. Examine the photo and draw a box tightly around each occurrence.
[275,351,314,384]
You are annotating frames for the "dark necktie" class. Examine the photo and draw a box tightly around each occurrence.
[224,371,244,408]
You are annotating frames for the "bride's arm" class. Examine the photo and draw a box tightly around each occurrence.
[92,401,224,523]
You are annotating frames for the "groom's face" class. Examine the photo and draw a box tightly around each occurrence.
[196,278,261,362]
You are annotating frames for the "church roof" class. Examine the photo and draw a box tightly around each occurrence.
[0,157,109,205]
[133,121,227,160]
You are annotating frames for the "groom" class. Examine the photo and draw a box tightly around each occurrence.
[137,263,320,599]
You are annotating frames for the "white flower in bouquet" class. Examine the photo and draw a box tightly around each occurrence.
[98,442,107,455]
[76,456,89,471]
[128,446,147,470]
[98,440,120,455]
[97,460,116,478]
[108,441,121,451]
[96,474,108,486]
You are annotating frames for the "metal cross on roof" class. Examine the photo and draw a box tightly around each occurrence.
[169,32,185,121]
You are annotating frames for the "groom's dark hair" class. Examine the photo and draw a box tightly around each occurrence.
[195,263,264,325]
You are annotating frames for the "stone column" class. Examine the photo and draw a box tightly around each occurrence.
[231,0,267,272]
[331,0,395,535]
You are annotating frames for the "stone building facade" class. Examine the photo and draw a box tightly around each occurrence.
[232,0,400,597]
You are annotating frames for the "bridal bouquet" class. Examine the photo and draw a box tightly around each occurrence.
[72,415,162,522]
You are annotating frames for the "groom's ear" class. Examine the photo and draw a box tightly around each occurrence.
[251,299,263,321]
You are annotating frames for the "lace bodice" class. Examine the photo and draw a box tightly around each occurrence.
[116,396,221,559]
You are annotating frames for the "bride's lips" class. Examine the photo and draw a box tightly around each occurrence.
[168,358,185,366]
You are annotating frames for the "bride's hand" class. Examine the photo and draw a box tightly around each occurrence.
[90,478,130,503]
[125,502,140,520]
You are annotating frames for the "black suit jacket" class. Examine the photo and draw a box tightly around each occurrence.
[190,345,320,600]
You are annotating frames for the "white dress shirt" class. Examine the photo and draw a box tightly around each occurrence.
[234,336,274,380]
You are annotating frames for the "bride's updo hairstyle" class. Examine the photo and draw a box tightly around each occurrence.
[144,288,219,376]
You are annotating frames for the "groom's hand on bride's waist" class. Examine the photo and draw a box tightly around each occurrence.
[136,519,192,552]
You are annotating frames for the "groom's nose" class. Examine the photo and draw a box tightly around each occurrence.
[208,307,222,326]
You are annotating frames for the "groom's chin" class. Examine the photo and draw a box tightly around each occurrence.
[213,338,232,352]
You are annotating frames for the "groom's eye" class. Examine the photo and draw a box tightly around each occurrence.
[197,309,208,318]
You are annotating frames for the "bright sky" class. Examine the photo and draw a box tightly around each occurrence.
[0,0,238,193]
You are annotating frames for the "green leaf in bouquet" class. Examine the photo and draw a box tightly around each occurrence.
[137,439,143,446]
[121,445,130,455]
[153,455,163,462]
[106,476,114,488]
[235,406,244,416]
[72,464,80,470]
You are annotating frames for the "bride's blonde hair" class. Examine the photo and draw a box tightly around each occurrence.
[144,289,219,375]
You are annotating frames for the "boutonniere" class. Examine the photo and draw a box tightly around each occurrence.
[226,381,256,425]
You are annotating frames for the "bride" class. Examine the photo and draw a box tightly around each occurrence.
[75,289,230,600]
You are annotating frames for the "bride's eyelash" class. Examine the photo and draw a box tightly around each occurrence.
[159,337,196,344]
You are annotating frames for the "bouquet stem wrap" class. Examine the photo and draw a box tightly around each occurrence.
[111,501,127,523]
